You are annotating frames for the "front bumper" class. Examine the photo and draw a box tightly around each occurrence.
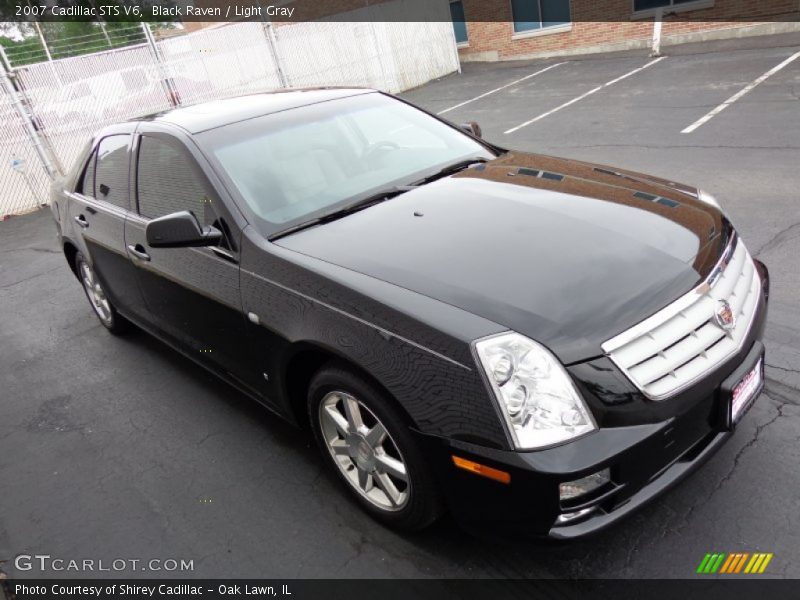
[419,260,769,540]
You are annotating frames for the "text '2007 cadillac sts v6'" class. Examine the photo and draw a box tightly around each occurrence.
[50,89,769,538]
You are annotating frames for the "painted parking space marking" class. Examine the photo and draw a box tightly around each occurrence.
[503,56,666,134]
[437,62,565,115]
[681,49,800,133]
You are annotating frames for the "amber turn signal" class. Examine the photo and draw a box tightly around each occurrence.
[452,455,511,484]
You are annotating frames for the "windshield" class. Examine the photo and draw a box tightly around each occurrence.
[199,92,495,235]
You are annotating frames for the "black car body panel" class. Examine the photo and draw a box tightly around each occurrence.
[276,150,728,365]
[238,227,511,447]
[50,89,769,537]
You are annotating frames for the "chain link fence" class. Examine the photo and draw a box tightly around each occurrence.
[0,0,459,219]
[158,22,284,105]
[0,86,53,217]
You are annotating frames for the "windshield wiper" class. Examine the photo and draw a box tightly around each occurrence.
[268,185,415,241]
[268,158,489,241]
[413,157,489,186]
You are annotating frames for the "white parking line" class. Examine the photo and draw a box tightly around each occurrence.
[681,50,800,134]
[504,56,666,134]
[436,62,565,115]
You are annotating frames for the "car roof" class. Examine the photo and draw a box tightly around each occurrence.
[131,87,375,134]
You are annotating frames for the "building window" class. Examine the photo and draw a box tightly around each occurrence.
[633,0,701,11]
[449,1,468,44]
[511,0,571,34]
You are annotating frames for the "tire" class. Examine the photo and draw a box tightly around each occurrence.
[75,251,130,335]
[308,361,444,530]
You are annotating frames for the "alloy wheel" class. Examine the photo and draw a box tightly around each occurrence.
[80,261,113,326]
[319,390,410,511]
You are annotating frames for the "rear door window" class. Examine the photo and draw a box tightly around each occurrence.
[94,135,131,209]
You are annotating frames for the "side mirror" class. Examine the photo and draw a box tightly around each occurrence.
[146,210,222,248]
[460,121,482,138]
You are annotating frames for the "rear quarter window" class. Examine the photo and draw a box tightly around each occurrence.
[77,148,97,196]
[94,135,131,209]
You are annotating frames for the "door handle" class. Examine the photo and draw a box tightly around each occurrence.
[74,214,89,228]
[127,244,150,262]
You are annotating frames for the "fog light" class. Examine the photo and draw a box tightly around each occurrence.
[555,506,596,524]
[559,468,610,501]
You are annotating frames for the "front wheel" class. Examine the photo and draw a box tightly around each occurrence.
[308,362,443,530]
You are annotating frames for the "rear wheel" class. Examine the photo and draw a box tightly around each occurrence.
[308,362,443,530]
[75,251,129,335]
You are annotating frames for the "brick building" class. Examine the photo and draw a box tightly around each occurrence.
[448,0,800,61]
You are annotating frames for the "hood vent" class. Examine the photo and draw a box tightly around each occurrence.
[513,167,565,182]
[633,190,680,208]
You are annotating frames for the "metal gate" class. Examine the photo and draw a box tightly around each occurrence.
[0,0,459,219]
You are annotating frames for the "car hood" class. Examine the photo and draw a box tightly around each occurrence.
[276,151,728,364]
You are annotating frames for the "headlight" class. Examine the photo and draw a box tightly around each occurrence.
[697,189,722,210]
[474,332,596,450]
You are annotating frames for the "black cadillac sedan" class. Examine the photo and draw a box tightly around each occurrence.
[50,88,769,538]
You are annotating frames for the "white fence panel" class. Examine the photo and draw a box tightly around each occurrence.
[158,22,283,106]
[0,89,51,217]
[274,0,459,93]
[275,21,389,90]
[376,20,462,92]
[370,0,461,92]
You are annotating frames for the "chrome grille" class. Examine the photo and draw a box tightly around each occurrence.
[602,233,760,400]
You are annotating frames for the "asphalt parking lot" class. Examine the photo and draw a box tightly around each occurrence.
[2,35,800,579]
